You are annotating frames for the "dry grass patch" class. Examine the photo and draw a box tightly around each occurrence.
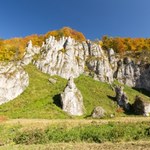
[1,141,150,150]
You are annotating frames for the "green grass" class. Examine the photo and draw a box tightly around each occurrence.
[14,122,150,144]
[0,122,150,145]
[0,64,68,119]
[113,80,150,103]
[75,76,117,116]
[0,64,149,119]
[1,142,150,150]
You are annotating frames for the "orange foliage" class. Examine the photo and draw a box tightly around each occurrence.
[0,116,7,122]
[0,27,86,61]
[0,34,44,61]
[102,36,150,54]
[116,107,124,113]
[45,27,86,42]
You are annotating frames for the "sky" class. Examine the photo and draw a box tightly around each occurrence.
[0,0,150,40]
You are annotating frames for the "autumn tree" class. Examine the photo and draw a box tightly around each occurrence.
[45,27,86,42]
[102,36,150,54]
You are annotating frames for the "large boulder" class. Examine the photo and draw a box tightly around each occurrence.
[132,96,150,116]
[115,86,130,110]
[0,62,29,104]
[61,77,85,116]
[136,64,150,91]
[92,106,105,118]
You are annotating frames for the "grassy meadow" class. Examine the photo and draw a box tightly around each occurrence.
[0,64,149,119]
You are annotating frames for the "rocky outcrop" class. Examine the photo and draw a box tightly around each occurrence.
[61,77,85,116]
[33,36,113,83]
[22,36,150,92]
[108,48,117,70]
[34,36,85,79]
[114,58,140,87]
[132,96,150,116]
[1,34,150,107]
[0,62,29,104]
[86,43,113,83]
[92,106,105,118]
[21,40,40,66]
[136,64,150,91]
[115,86,130,110]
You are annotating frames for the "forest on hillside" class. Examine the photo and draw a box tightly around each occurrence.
[0,27,150,61]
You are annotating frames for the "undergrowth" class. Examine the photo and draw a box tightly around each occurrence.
[6,122,150,144]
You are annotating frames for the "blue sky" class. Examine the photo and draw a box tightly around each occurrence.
[0,0,150,40]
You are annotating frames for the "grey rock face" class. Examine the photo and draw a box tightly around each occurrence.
[0,62,29,104]
[92,106,105,118]
[114,58,140,87]
[115,86,130,110]
[21,40,40,66]
[86,42,114,83]
[133,96,150,116]
[136,64,150,91]
[108,48,117,69]
[34,36,114,83]
[61,77,85,116]
[34,36,85,79]
[23,37,150,92]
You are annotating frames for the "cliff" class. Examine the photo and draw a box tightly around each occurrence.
[23,36,150,91]
[0,35,150,106]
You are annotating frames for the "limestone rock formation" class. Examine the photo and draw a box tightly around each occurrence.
[86,42,114,83]
[92,106,105,118]
[114,58,140,87]
[136,64,150,91]
[33,36,114,83]
[20,37,150,94]
[21,40,40,66]
[34,36,84,79]
[0,62,29,104]
[12,35,150,94]
[61,77,85,116]
[115,86,130,110]
[22,36,150,92]
[132,96,150,116]
[1,33,150,108]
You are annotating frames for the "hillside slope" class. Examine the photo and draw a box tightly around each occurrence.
[0,64,149,119]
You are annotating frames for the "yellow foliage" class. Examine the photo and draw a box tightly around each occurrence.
[102,36,150,53]
[45,27,86,42]
[0,27,86,61]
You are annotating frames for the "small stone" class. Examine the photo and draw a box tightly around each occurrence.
[48,78,57,84]
[92,106,105,118]
[110,114,115,118]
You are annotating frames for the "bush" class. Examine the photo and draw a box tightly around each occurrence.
[13,122,150,144]
[13,129,48,144]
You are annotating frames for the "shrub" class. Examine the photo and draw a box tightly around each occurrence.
[13,129,48,144]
